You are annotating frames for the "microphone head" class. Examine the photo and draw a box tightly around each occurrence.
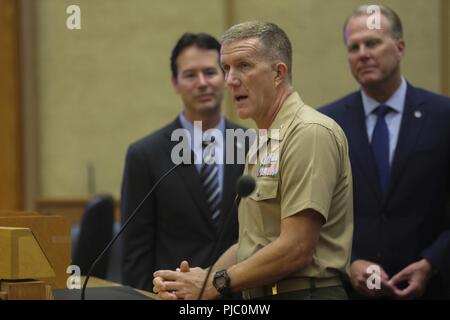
[236,175,256,198]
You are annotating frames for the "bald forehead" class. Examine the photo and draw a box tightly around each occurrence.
[345,14,393,43]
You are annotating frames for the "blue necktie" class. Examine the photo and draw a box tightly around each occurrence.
[371,105,391,193]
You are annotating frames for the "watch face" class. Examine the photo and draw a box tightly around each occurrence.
[215,276,226,288]
[214,270,231,297]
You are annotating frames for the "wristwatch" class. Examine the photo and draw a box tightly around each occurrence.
[213,269,232,298]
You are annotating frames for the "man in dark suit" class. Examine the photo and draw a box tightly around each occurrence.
[121,33,245,291]
[320,5,450,299]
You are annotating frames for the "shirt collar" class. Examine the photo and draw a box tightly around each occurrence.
[268,91,304,141]
[178,112,225,149]
[361,76,407,116]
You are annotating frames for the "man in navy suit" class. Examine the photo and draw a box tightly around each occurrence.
[121,33,245,291]
[321,5,450,299]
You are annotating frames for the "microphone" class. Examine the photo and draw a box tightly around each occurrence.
[197,175,256,299]
[81,160,188,300]
[235,175,257,202]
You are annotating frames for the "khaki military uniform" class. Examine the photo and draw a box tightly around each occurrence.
[238,92,353,299]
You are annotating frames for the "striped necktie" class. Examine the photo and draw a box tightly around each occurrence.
[200,141,221,226]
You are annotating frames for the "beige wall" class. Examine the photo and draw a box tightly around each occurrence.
[33,0,225,198]
[231,0,441,110]
[444,0,450,96]
[25,0,448,201]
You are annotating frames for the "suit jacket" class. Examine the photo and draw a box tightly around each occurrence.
[121,117,245,291]
[320,83,450,298]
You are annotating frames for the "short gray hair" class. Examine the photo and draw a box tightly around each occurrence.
[221,21,292,82]
[343,5,403,43]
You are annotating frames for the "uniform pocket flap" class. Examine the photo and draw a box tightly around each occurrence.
[249,178,278,201]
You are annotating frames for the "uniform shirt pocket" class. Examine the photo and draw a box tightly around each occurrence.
[249,177,279,201]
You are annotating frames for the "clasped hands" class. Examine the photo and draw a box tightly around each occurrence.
[153,260,219,300]
[350,258,433,299]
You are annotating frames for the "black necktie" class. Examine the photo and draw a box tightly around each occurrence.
[371,105,391,193]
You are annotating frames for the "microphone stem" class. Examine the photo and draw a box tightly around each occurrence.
[81,162,184,300]
[198,195,241,299]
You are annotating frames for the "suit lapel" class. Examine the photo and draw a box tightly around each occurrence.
[220,164,239,224]
[386,84,426,200]
[163,118,213,226]
[217,121,245,230]
[162,118,245,231]
[344,93,383,201]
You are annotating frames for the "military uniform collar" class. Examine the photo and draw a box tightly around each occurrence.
[267,91,304,141]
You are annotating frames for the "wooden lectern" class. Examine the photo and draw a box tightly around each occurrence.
[0,227,55,300]
[0,211,71,300]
